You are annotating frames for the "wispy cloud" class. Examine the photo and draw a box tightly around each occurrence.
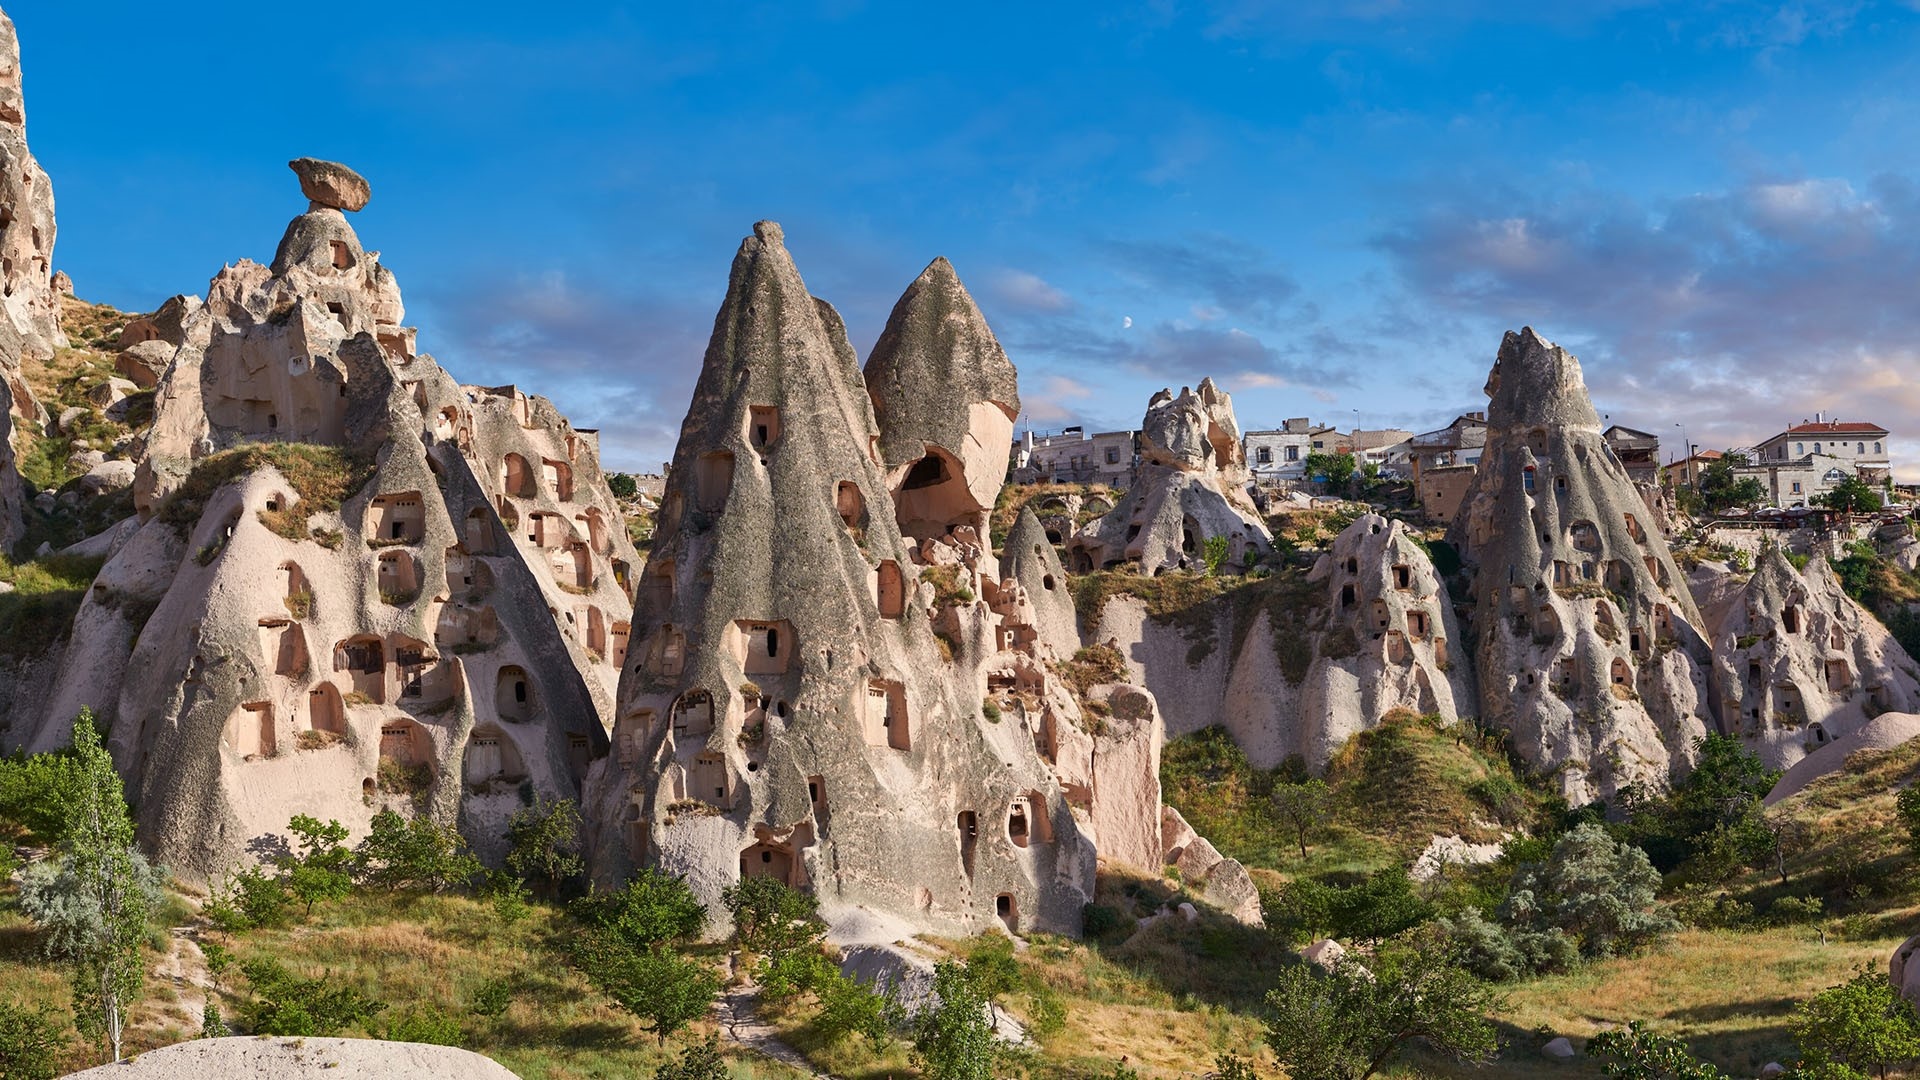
[987,269,1073,313]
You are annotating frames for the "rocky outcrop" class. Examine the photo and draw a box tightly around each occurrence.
[290,157,372,213]
[65,1036,521,1079]
[1715,548,1920,769]
[864,256,1019,544]
[1089,512,1470,770]
[1766,711,1920,806]
[585,223,1095,939]
[1161,805,1261,925]
[998,507,1080,661]
[0,6,60,367]
[1069,379,1269,575]
[10,163,638,880]
[1451,329,1716,804]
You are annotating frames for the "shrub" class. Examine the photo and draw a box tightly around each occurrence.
[351,809,481,893]
[722,875,820,959]
[276,814,353,917]
[570,869,707,953]
[0,1001,66,1080]
[1501,823,1678,959]
[242,957,386,1036]
[911,960,1003,1080]
[469,978,513,1019]
[1586,1020,1731,1079]
[1792,964,1920,1077]
[655,1036,729,1080]
[384,1004,462,1046]
[504,795,584,897]
[572,942,719,1046]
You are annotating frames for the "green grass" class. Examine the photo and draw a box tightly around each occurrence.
[160,443,376,535]
[0,553,104,658]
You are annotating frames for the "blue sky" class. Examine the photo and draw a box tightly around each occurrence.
[16,1,1920,475]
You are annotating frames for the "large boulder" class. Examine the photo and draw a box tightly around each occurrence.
[63,1036,521,1078]
[289,156,371,212]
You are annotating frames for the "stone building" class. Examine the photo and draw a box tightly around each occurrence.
[1753,418,1891,487]
[1016,427,1137,487]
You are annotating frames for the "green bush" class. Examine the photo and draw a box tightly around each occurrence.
[351,809,481,893]
[571,869,707,954]
[242,957,386,1036]
[655,1036,729,1080]
[504,796,584,897]
[0,1001,66,1080]
[1501,823,1678,960]
[384,1004,463,1046]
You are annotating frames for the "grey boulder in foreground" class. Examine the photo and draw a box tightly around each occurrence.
[64,1036,521,1078]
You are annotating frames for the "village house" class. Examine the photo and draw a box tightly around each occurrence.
[1014,426,1138,486]
[1601,425,1661,488]
[1751,418,1892,487]
[1406,412,1488,483]
[1244,418,1318,484]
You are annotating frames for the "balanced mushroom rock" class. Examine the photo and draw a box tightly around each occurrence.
[290,156,372,213]
[1069,378,1271,575]
[1451,328,1716,804]
[9,159,638,882]
[586,221,1096,938]
[864,255,1020,544]
[1714,546,1920,769]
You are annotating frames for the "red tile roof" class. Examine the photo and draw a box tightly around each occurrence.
[1777,420,1887,435]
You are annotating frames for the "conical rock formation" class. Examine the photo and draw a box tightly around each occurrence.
[1713,546,1920,768]
[0,3,59,551]
[998,507,1080,661]
[11,164,639,879]
[1451,328,1715,803]
[587,224,1095,937]
[1069,378,1270,575]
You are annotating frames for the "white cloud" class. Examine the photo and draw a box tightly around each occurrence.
[987,269,1072,313]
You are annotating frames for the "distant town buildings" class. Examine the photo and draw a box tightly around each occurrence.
[1013,426,1137,486]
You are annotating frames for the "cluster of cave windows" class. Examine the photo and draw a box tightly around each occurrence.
[369,492,425,544]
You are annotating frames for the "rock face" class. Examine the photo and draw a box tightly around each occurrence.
[1714,547,1920,769]
[1069,379,1270,575]
[0,3,60,551]
[1451,329,1715,804]
[864,256,1019,544]
[998,507,1080,661]
[8,163,639,880]
[1767,711,1920,806]
[290,157,372,213]
[1088,512,1471,770]
[585,224,1096,938]
[0,7,60,365]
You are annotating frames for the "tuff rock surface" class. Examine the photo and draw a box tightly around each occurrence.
[290,157,372,213]
[1714,546,1920,769]
[1070,379,1269,575]
[0,4,59,551]
[7,162,639,879]
[1451,328,1715,804]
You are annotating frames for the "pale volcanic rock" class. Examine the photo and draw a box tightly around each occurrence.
[0,6,62,364]
[1161,805,1262,925]
[64,1036,521,1079]
[1714,547,1920,770]
[1069,378,1271,575]
[9,161,640,882]
[1451,329,1716,804]
[116,338,175,388]
[997,507,1080,661]
[117,293,202,350]
[585,220,1095,939]
[1766,711,1920,806]
[290,156,372,212]
[864,255,1020,543]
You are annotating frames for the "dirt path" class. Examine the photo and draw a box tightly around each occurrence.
[714,983,835,1079]
[152,926,210,1030]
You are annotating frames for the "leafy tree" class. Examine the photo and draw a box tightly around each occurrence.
[1329,868,1435,945]
[571,869,708,953]
[1213,1052,1262,1080]
[910,960,1002,1080]
[814,967,904,1048]
[1202,535,1231,575]
[351,809,481,892]
[1668,734,1779,842]
[200,1000,229,1039]
[0,1001,67,1080]
[1586,1021,1732,1079]
[1432,907,1577,982]
[277,815,353,917]
[1695,454,1767,514]
[574,941,719,1046]
[655,1036,729,1080]
[1501,823,1677,959]
[1895,785,1920,858]
[1271,778,1333,859]
[504,795,584,897]
[605,472,638,499]
[206,864,292,931]
[1305,451,1357,491]
[0,749,81,844]
[1791,964,1920,1079]
[16,709,160,1063]
[1815,476,1884,515]
[722,875,821,959]
[1264,934,1502,1080]
[242,957,386,1036]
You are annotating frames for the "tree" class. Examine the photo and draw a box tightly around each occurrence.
[0,749,81,844]
[1894,785,1920,859]
[1264,934,1502,1080]
[575,943,719,1046]
[910,960,1002,1080]
[605,472,638,499]
[1271,778,1333,858]
[1816,476,1884,516]
[1696,454,1767,514]
[16,709,159,1063]
[572,869,708,953]
[0,1001,66,1080]
[722,875,821,959]
[1791,965,1920,1079]
[1305,452,1357,492]
[351,809,482,892]
[241,957,386,1037]
[1501,823,1678,959]
[504,795,584,897]
[277,815,353,917]
[655,1036,729,1080]
[814,967,904,1048]
[1586,1021,1732,1079]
